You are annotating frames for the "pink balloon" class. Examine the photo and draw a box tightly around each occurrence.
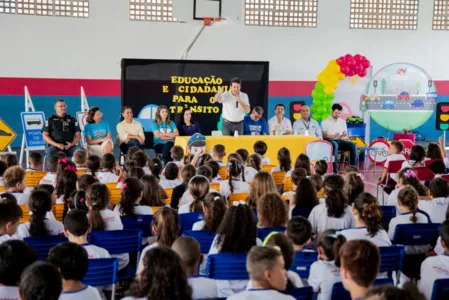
[354,63,364,73]
[347,69,356,77]
[336,57,345,66]
[346,58,356,67]
[361,59,371,68]
[358,69,367,77]
[345,54,353,61]
[354,54,362,61]
[340,65,350,75]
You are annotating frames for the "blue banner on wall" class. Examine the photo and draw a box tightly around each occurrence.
[20,112,46,150]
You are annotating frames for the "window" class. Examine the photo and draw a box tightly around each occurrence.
[129,0,177,22]
[350,0,419,30]
[0,0,89,17]
[245,0,318,27]
[433,0,449,30]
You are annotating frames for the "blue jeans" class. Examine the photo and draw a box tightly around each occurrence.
[46,145,80,160]
[119,138,144,154]
[329,139,358,172]
[154,141,174,165]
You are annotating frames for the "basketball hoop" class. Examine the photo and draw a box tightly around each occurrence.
[202,17,225,26]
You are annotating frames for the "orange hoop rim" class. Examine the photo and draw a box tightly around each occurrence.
[202,17,226,26]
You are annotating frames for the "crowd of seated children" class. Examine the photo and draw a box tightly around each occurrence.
[246,172,278,210]
[178,175,209,214]
[417,177,449,223]
[253,140,270,165]
[271,147,292,174]
[308,174,355,236]
[401,145,426,170]
[97,153,119,183]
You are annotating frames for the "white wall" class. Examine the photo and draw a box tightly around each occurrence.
[0,0,448,80]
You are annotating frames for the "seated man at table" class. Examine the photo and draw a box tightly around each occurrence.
[243,106,269,135]
[268,104,292,135]
[321,103,357,173]
[292,105,323,139]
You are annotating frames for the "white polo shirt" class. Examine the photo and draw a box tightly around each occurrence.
[244,166,259,182]
[0,286,20,300]
[17,220,64,238]
[97,171,120,184]
[189,276,218,300]
[340,227,392,247]
[308,204,355,236]
[59,285,102,300]
[321,117,347,136]
[308,260,341,300]
[268,116,292,135]
[219,179,249,200]
[228,289,295,300]
[217,91,249,122]
[418,197,449,224]
[388,212,431,254]
[418,254,449,300]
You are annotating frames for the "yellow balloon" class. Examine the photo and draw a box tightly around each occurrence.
[324,86,334,95]
[331,83,338,89]
[327,60,337,67]
[338,72,346,80]
[335,64,341,73]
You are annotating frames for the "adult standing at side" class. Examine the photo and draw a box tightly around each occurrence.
[84,106,114,157]
[321,103,358,173]
[242,106,269,135]
[116,106,145,154]
[212,78,250,136]
[176,107,201,136]
[268,104,292,135]
[292,105,323,139]
[152,105,179,165]
[42,99,81,158]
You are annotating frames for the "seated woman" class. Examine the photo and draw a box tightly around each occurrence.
[176,107,201,136]
[116,106,145,154]
[84,106,113,157]
[152,105,179,165]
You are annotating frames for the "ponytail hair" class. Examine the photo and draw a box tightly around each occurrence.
[323,175,347,218]
[28,190,52,237]
[55,160,77,221]
[227,159,245,194]
[69,190,89,213]
[353,193,382,237]
[344,172,365,205]
[119,178,143,217]
[398,168,428,197]
[398,186,419,223]
[318,229,347,267]
[247,154,262,172]
[202,192,227,232]
[86,155,100,176]
[188,176,209,213]
[277,147,291,172]
[87,183,110,231]
[152,207,180,247]
[149,158,162,180]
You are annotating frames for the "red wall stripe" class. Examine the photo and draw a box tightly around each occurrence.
[1,77,449,97]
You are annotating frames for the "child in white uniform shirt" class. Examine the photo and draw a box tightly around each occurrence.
[220,160,249,200]
[19,261,62,300]
[270,147,292,174]
[253,140,270,165]
[308,229,346,300]
[17,190,64,238]
[212,144,227,167]
[418,220,449,300]
[192,192,227,231]
[172,236,218,299]
[158,162,181,189]
[168,145,185,168]
[388,187,431,255]
[124,247,193,300]
[178,175,209,214]
[0,240,37,300]
[286,216,314,252]
[27,152,43,172]
[73,148,88,171]
[54,161,77,213]
[40,153,63,187]
[228,246,295,300]
[206,160,222,184]
[3,166,29,205]
[418,177,449,223]
[0,200,23,244]
[87,183,129,270]
[378,141,406,193]
[48,242,102,300]
[244,154,261,182]
[113,178,153,216]
[85,155,100,177]
[97,154,120,184]
[308,175,355,237]
[341,193,392,247]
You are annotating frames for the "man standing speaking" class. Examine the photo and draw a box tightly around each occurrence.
[213,78,250,136]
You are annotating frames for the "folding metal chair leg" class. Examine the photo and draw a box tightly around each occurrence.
[111,284,116,300]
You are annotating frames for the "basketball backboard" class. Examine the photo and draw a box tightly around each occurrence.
[173,0,243,24]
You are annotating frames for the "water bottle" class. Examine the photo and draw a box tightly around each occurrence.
[234,130,239,137]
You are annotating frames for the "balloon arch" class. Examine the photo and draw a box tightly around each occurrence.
[310,54,371,121]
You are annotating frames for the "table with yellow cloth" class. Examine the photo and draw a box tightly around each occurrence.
[174,135,319,163]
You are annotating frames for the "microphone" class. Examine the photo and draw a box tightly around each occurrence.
[236,101,239,108]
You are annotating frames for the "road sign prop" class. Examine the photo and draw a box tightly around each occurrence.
[76,112,88,148]
[20,112,46,150]
[0,118,17,151]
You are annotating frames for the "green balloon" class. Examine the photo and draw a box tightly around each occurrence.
[328,93,335,100]
[318,106,326,114]
[310,105,317,113]
[315,82,324,91]
[314,99,322,107]
[311,90,318,98]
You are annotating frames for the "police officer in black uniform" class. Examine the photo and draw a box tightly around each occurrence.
[43,99,81,158]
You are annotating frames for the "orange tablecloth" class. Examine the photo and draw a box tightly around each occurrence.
[174,135,318,163]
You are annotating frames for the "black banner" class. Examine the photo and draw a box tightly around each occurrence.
[121,59,269,139]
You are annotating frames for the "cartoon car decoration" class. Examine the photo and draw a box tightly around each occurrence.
[362,95,380,102]
[346,116,364,124]
[396,91,410,100]
[412,131,425,141]
[426,92,437,102]
[411,100,425,108]
[382,101,395,109]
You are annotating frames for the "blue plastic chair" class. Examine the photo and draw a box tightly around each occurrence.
[82,258,118,300]
[392,224,440,246]
[431,278,449,300]
[121,215,153,237]
[379,246,404,284]
[290,250,317,279]
[380,206,396,227]
[332,278,394,300]
[206,252,248,280]
[24,235,68,260]
[291,207,312,219]
[183,230,216,253]
[179,212,204,233]
[257,227,286,241]
[89,229,142,281]
[283,286,313,300]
